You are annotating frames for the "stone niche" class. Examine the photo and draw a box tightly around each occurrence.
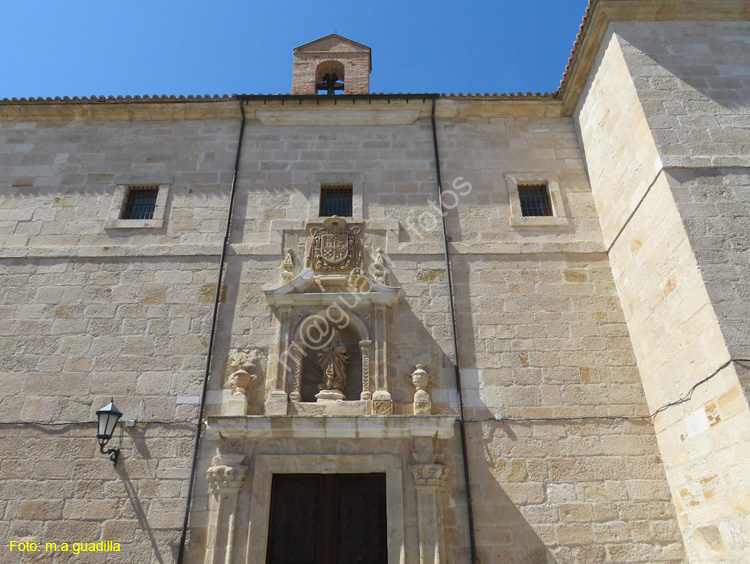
[263,217,403,416]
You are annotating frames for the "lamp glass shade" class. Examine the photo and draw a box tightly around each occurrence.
[96,400,123,440]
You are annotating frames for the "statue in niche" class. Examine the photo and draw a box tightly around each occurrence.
[315,330,349,401]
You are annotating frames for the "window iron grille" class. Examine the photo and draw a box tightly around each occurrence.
[122,186,159,220]
[319,184,353,217]
[518,185,553,217]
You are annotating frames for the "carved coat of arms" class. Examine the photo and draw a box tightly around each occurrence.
[306,217,363,272]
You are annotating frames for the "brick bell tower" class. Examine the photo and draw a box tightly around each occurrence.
[291,34,371,95]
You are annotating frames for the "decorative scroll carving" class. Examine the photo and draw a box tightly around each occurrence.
[410,364,432,415]
[281,248,295,282]
[315,330,349,401]
[207,462,247,494]
[411,464,449,490]
[347,267,372,292]
[306,217,363,273]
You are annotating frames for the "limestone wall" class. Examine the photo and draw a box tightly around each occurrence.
[576,22,750,564]
[0,119,238,563]
[1,103,683,563]
[189,112,682,562]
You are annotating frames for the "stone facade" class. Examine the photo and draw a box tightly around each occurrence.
[1,2,749,564]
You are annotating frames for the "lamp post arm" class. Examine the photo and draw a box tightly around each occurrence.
[99,442,120,466]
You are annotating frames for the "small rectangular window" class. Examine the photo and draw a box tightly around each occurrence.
[518,185,553,217]
[122,185,159,220]
[319,184,353,217]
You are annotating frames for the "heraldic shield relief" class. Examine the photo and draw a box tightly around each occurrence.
[306,217,363,273]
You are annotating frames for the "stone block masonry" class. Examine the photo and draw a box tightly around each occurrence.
[0,102,687,563]
[4,4,749,561]
[576,19,750,564]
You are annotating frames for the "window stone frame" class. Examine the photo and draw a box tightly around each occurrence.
[105,183,170,229]
[308,172,364,221]
[505,173,567,227]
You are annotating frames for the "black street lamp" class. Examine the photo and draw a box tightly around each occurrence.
[96,399,123,466]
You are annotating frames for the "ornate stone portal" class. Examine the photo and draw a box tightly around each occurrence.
[263,218,402,415]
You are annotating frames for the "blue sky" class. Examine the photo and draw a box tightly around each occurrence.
[1,0,590,99]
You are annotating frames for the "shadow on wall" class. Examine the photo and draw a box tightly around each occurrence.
[390,262,559,563]
[118,465,166,564]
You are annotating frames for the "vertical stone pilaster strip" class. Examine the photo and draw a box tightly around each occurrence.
[411,464,449,564]
[204,493,224,564]
[205,458,247,564]
[276,307,292,392]
[371,306,392,414]
[266,307,291,414]
[224,502,237,564]
[374,305,386,391]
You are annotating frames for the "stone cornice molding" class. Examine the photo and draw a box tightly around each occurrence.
[206,415,457,440]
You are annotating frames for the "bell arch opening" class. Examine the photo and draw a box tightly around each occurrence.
[315,60,346,94]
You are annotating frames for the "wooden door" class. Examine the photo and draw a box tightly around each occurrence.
[266,473,387,564]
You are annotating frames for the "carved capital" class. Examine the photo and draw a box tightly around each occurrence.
[207,463,247,494]
[411,464,449,490]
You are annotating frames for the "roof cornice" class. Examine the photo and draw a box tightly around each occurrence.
[559,0,750,114]
[0,95,567,123]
